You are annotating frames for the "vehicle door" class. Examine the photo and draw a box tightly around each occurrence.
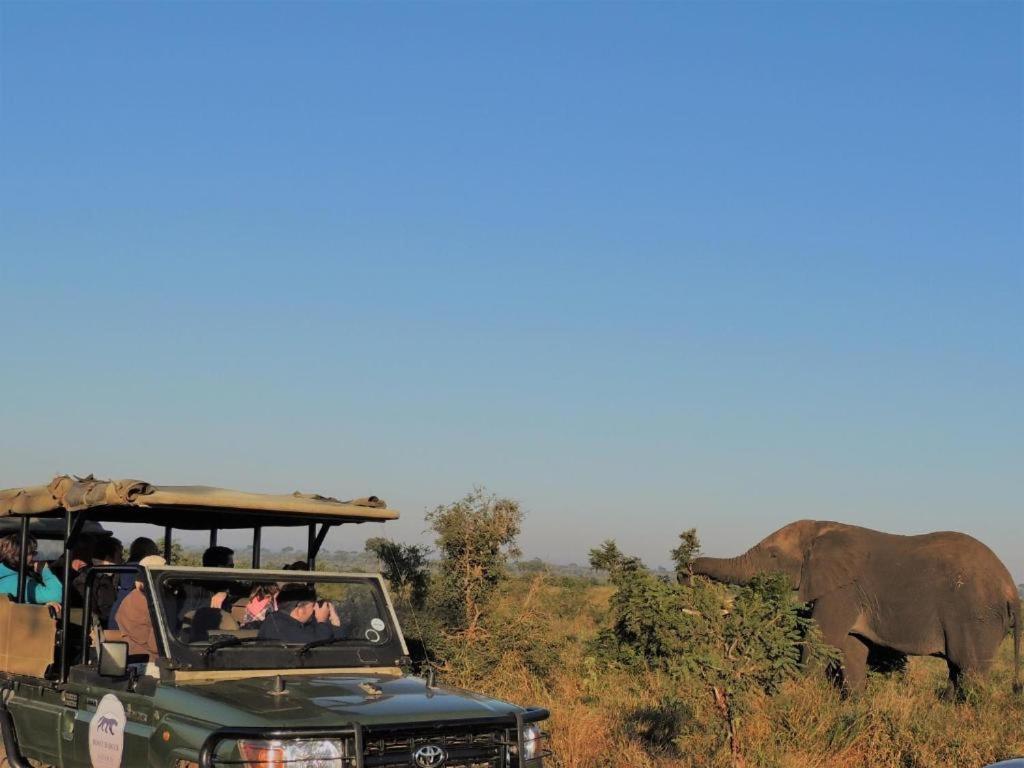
[0,599,63,766]
[61,656,158,767]
[60,567,161,768]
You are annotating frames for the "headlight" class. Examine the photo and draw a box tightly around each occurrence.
[522,723,543,761]
[237,738,345,768]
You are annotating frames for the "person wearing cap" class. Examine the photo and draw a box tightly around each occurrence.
[257,584,342,643]
[114,554,166,660]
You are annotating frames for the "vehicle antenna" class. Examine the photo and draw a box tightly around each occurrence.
[269,674,287,696]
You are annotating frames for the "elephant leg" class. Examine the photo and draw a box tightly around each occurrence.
[835,635,870,694]
[810,588,867,693]
[944,624,997,693]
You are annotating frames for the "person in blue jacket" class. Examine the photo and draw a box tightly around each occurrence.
[0,532,63,604]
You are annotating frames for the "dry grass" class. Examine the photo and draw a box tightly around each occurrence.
[451,579,1024,768]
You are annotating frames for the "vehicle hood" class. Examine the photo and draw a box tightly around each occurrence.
[157,672,523,728]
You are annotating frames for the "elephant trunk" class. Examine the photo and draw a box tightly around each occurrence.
[691,551,759,586]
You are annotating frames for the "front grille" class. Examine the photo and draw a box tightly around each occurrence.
[362,727,509,768]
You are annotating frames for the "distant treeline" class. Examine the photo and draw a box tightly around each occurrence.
[168,541,657,582]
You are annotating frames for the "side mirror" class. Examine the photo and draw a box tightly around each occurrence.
[98,641,128,678]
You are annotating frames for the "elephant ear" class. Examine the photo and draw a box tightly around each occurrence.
[798,528,862,603]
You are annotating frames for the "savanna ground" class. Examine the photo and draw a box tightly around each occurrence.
[441,575,1023,768]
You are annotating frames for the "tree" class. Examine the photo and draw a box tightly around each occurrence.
[426,487,522,636]
[365,537,430,609]
[169,542,201,567]
[670,528,701,581]
[589,540,642,575]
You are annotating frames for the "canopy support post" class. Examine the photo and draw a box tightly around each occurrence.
[58,509,75,684]
[209,529,218,548]
[163,526,173,562]
[306,524,316,569]
[309,524,330,568]
[252,526,262,568]
[16,516,29,603]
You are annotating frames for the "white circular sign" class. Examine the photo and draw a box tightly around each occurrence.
[370,618,386,631]
[88,694,126,768]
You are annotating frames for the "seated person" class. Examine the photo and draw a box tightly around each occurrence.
[242,583,279,626]
[54,536,96,608]
[114,555,165,660]
[109,536,159,629]
[187,604,239,642]
[0,533,63,605]
[257,585,342,643]
[76,536,122,626]
[179,545,235,620]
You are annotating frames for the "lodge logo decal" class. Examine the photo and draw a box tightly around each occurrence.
[88,694,126,768]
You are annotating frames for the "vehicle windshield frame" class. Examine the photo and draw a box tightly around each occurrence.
[146,566,409,671]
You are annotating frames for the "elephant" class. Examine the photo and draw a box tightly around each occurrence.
[691,520,1021,694]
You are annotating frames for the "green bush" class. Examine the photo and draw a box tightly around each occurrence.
[588,532,838,767]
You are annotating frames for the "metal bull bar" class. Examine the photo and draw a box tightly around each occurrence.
[198,707,550,768]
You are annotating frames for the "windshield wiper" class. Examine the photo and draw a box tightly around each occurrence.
[298,636,351,655]
[201,637,292,657]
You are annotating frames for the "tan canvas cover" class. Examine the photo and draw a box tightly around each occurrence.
[0,599,56,677]
[0,475,398,528]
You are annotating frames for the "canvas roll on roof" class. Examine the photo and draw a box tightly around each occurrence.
[0,475,399,528]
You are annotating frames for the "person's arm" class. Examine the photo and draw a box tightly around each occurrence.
[0,568,17,599]
[27,564,63,604]
[143,618,159,658]
[325,602,347,638]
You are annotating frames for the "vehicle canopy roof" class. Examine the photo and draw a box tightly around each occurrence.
[0,475,399,529]
[0,517,112,540]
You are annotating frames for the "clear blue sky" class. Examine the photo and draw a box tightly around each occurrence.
[1,2,1021,578]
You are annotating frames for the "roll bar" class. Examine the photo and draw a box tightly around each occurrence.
[78,564,154,669]
[10,511,340,683]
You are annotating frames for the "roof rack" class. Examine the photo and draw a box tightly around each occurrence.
[0,475,399,529]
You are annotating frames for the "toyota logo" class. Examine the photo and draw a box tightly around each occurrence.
[413,744,447,768]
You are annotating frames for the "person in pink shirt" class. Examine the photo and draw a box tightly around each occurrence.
[243,583,279,626]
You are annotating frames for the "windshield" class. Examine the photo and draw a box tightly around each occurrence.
[148,567,406,670]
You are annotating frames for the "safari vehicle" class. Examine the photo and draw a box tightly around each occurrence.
[0,476,550,768]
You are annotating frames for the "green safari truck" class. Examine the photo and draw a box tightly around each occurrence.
[0,476,550,768]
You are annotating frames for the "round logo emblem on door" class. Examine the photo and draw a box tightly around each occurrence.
[88,693,127,768]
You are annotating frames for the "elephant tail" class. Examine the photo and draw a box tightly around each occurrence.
[1013,598,1022,695]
